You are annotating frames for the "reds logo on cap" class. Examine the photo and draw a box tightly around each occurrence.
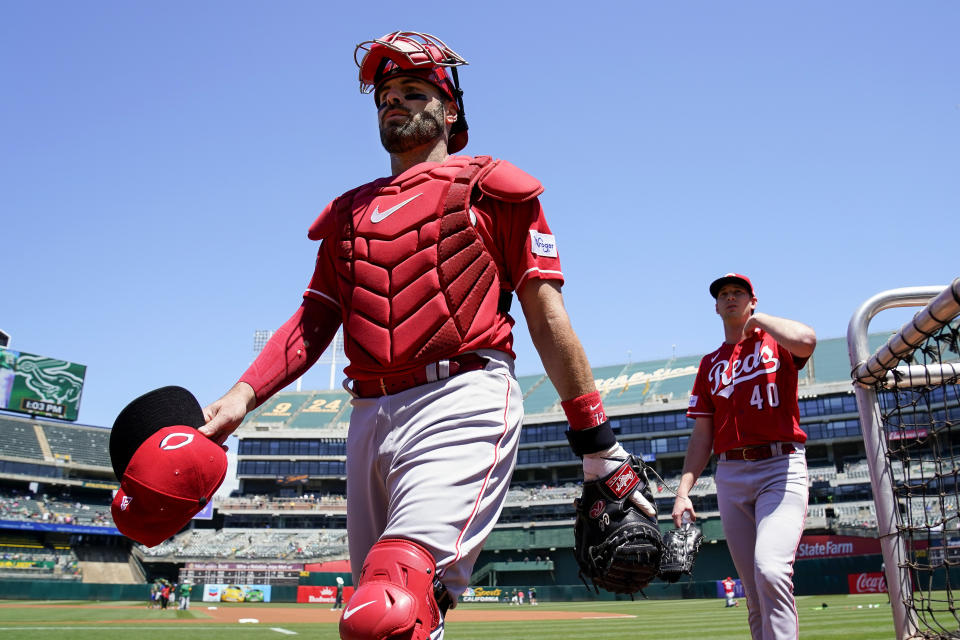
[159,432,195,450]
[109,386,228,548]
[605,464,640,499]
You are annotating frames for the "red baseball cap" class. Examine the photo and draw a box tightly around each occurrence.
[109,386,226,547]
[709,273,755,299]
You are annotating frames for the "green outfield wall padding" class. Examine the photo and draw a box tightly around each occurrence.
[272,585,297,602]
[0,580,149,600]
[483,527,574,551]
[299,571,353,586]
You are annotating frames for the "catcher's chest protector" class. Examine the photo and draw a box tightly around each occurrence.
[330,156,501,370]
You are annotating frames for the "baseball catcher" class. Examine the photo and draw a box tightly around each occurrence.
[572,454,663,594]
[658,521,704,583]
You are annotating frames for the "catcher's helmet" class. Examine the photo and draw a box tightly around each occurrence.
[355,31,469,153]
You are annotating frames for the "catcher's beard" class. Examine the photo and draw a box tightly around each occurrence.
[379,101,447,153]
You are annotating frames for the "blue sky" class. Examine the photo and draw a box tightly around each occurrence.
[2,1,957,428]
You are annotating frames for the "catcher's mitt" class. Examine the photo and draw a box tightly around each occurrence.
[574,456,663,594]
[658,523,704,583]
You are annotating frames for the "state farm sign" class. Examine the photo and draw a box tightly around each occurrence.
[848,572,887,594]
[796,535,881,560]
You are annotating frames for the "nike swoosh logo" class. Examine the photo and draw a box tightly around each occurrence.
[342,600,377,620]
[589,402,602,411]
[370,193,422,223]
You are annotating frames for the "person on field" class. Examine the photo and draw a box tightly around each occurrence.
[673,273,816,640]
[200,31,651,640]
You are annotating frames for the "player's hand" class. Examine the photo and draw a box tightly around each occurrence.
[672,494,697,528]
[582,442,657,518]
[742,313,764,340]
[199,382,256,445]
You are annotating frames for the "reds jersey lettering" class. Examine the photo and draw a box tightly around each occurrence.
[708,340,780,398]
[688,330,807,453]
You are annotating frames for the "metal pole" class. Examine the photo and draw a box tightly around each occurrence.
[847,284,947,640]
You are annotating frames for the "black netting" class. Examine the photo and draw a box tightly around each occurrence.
[876,319,960,638]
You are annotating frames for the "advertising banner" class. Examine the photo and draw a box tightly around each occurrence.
[202,583,272,602]
[0,519,121,536]
[188,562,303,571]
[795,535,882,560]
[297,585,355,604]
[192,500,214,520]
[0,347,86,421]
[848,572,887,594]
[459,586,505,603]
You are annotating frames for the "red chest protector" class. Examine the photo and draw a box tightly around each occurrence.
[308,155,542,376]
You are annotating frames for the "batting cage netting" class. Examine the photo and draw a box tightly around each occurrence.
[848,277,960,640]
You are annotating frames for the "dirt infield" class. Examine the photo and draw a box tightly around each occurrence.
[0,603,636,624]
[207,606,635,624]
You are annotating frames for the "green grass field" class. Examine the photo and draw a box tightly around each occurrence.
[0,593,896,639]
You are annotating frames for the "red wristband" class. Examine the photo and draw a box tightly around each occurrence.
[561,391,607,431]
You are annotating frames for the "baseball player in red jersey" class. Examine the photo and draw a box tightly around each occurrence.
[199,32,651,640]
[672,273,816,640]
[722,576,738,607]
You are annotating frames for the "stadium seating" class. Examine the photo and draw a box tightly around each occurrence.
[40,424,111,468]
[0,416,44,460]
[139,528,349,561]
[517,373,563,416]
[0,532,81,580]
[288,391,351,429]
[600,355,703,410]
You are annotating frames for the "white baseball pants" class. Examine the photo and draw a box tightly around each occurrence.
[716,446,808,640]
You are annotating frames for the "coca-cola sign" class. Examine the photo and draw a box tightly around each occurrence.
[848,572,887,594]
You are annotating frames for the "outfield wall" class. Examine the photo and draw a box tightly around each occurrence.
[9,555,955,602]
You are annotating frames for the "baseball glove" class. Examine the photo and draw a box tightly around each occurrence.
[573,456,663,594]
[658,523,704,583]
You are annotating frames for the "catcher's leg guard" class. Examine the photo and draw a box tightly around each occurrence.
[339,539,442,640]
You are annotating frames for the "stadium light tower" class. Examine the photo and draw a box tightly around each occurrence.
[252,328,346,391]
[319,328,345,390]
[253,329,273,355]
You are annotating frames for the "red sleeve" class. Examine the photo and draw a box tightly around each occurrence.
[239,298,340,408]
[303,239,342,312]
[473,197,564,293]
[791,351,810,370]
[686,356,715,419]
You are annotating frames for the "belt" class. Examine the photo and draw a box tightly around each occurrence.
[346,353,490,398]
[720,443,797,462]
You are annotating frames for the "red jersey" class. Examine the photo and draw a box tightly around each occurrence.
[303,157,563,381]
[687,329,808,454]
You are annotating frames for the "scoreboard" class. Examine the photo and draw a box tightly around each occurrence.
[0,347,86,421]
[180,561,303,586]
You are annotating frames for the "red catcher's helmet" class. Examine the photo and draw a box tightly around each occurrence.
[355,31,469,153]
